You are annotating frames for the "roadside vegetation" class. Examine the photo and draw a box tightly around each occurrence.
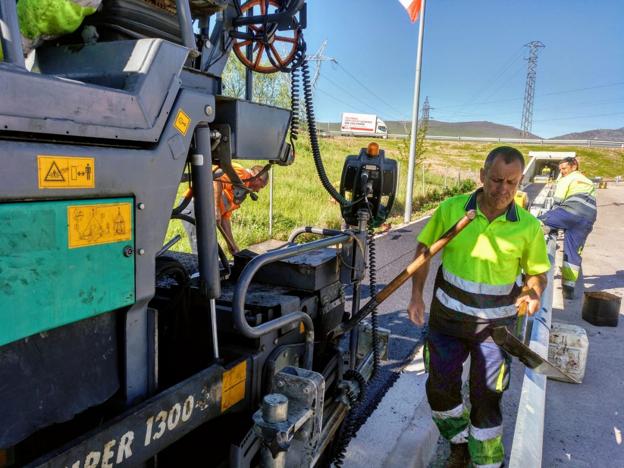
[166,137,623,253]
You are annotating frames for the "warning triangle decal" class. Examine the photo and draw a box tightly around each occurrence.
[44,161,65,182]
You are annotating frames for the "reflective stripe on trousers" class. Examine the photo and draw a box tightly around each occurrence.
[431,403,469,443]
[469,424,504,467]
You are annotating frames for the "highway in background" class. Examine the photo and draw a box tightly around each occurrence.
[322,131,624,148]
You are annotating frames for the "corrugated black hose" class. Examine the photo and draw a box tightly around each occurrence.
[300,59,352,207]
[367,222,381,379]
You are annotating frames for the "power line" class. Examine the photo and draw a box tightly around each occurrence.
[541,80,624,97]
[335,63,410,119]
[446,46,525,120]
[316,87,372,115]
[319,73,400,118]
[533,111,624,122]
[434,108,624,124]
[435,80,624,110]
[477,62,526,107]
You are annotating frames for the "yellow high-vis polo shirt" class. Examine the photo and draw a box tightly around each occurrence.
[417,189,551,338]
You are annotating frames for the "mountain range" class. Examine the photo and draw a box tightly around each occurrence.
[319,119,624,141]
[551,127,624,140]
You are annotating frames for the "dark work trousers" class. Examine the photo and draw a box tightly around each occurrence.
[425,329,510,466]
[539,207,594,288]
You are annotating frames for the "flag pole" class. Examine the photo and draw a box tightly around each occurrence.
[404,0,427,224]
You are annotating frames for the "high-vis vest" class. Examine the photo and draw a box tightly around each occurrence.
[553,170,597,221]
[214,165,253,220]
[417,189,551,338]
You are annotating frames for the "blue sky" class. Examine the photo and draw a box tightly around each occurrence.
[303,0,624,138]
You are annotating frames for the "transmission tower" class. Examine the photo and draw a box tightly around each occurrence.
[520,41,545,137]
[422,96,432,122]
[306,40,337,90]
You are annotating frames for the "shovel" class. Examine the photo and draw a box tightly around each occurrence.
[328,210,477,339]
[491,296,579,384]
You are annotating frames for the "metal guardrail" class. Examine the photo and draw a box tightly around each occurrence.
[508,184,555,468]
[425,135,624,148]
[320,130,624,149]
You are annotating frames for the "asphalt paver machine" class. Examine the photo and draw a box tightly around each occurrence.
[0,1,398,466]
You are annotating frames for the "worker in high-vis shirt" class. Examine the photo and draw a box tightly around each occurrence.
[408,147,550,468]
[0,0,101,61]
[213,164,268,255]
[540,156,596,299]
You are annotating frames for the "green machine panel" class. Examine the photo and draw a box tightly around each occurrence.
[0,198,135,346]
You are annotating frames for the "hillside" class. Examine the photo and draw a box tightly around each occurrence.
[426,120,540,139]
[317,119,540,138]
[553,127,624,141]
[167,138,623,252]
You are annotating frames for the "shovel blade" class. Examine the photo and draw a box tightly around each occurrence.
[491,326,579,384]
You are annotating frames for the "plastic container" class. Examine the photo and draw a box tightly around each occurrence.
[548,322,589,383]
[582,291,621,327]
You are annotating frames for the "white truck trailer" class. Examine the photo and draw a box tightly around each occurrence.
[341,112,388,138]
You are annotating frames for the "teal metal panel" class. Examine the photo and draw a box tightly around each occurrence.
[0,198,135,346]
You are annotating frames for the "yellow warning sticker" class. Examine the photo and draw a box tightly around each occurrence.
[221,360,247,412]
[174,109,191,136]
[67,203,132,249]
[38,155,95,189]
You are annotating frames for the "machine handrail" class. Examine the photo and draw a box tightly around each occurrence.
[174,0,198,57]
[287,226,344,244]
[232,233,350,369]
[0,0,25,68]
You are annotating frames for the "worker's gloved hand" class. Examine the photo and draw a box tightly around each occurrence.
[407,295,426,326]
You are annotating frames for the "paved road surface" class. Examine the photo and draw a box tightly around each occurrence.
[342,214,441,425]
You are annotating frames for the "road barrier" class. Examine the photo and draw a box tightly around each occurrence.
[322,130,624,148]
[508,184,555,468]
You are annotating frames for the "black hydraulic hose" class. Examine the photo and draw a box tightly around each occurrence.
[367,223,381,379]
[287,226,343,244]
[290,66,301,152]
[172,187,193,216]
[170,212,231,278]
[332,216,382,466]
[301,60,352,207]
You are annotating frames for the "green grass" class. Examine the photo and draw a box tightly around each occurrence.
[165,138,624,253]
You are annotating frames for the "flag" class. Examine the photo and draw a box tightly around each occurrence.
[399,0,422,22]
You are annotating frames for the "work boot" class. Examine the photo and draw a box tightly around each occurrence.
[446,443,470,468]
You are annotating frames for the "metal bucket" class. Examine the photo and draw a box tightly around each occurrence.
[582,291,621,327]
